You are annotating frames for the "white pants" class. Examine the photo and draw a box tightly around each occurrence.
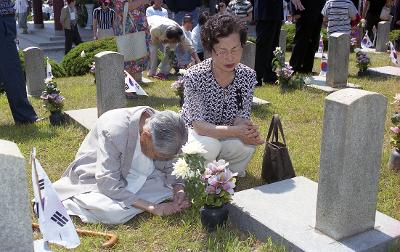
[149,42,172,75]
[188,129,256,176]
[97,28,114,40]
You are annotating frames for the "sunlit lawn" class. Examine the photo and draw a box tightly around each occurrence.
[0,52,399,251]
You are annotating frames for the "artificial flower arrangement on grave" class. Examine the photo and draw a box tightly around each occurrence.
[40,78,66,125]
[171,78,184,107]
[172,141,238,231]
[389,94,400,171]
[350,37,358,53]
[272,47,305,90]
[354,49,371,75]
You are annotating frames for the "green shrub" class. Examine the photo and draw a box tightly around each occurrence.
[18,50,25,72]
[48,59,66,78]
[61,37,117,76]
[389,29,400,43]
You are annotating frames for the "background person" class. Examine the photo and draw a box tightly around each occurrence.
[362,0,389,44]
[254,0,283,86]
[227,0,253,24]
[60,0,82,54]
[14,0,29,33]
[181,14,264,177]
[146,0,168,18]
[191,11,209,61]
[93,0,115,40]
[54,107,189,224]
[322,0,358,36]
[175,15,194,71]
[289,0,325,74]
[0,0,38,124]
[147,15,200,79]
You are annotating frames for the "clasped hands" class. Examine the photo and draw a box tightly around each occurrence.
[151,184,190,216]
[234,118,265,146]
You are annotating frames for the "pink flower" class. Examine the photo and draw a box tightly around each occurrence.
[391,126,400,134]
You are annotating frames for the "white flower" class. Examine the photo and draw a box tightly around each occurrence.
[303,77,312,85]
[181,141,207,155]
[80,50,86,58]
[172,158,190,179]
[354,48,361,53]
[178,69,187,75]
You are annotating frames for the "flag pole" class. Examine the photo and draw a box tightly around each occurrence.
[31,148,50,248]
[31,148,44,212]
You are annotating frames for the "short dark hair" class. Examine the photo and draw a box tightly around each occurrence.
[182,15,192,25]
[166,26,183,41]
[198,11,209,26]
[66,0,74,4]
[201,13,247,53]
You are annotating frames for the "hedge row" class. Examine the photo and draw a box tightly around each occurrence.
[61,37,117,76]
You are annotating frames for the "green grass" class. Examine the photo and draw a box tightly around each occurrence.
[0,52,399,251]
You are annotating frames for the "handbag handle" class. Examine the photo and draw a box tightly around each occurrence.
[266,114,287,145]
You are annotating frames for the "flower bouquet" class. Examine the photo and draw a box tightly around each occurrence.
[355,49,370,76]
[171,78,184,107]
[389,93,400,171]
[172,141,238,231]
[40,78,66,126]
[272,47,304,91]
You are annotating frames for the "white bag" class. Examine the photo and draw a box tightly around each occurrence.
[116,2,148,61]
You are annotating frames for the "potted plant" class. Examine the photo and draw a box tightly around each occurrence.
[200,160,237,232]
[272,47,305,91]
[40,78,66,126]
[172,141,238,232]
[389,93,400,171]
[355,49,370,76]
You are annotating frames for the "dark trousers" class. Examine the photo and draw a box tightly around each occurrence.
[65,24,82,55]
[289,15,323,73]
[365,13,380,44]
[0,16,38,123]
[255,20,282,84]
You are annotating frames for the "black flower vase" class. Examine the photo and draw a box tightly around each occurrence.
[388,148,400,172]
[179,94,184,107]
[200,204,229,232]
[357,69,369,77]
[49,111,66,126]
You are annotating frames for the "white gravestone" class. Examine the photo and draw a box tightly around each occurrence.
[326,33,350,88]
[376,21,390,52]
[23,47,45,97]
[0,140,34,252]
[94,51,126,117]
[316,88,387,240]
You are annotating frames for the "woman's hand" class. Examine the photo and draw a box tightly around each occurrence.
[151,202,187,216]
[234,120,265,146]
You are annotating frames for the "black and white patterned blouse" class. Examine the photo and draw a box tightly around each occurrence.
[181,58,257,128]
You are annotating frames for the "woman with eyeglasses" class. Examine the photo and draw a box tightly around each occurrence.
[181,14,264,177]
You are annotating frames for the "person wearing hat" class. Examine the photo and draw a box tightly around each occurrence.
[93,0,115,40]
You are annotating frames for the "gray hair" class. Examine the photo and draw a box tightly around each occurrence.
[144,110,188,158]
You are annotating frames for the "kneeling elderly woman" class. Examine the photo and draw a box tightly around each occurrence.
[181,14,264,177]
[54,106,189,224]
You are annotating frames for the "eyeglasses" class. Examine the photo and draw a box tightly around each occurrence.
[213,46,243,58]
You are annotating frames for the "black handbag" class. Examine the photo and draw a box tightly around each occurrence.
[261,114,295,183]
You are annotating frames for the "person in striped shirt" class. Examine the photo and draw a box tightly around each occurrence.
[227,0,253,23]
[93,0,115,40]
[321,0,358,35]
